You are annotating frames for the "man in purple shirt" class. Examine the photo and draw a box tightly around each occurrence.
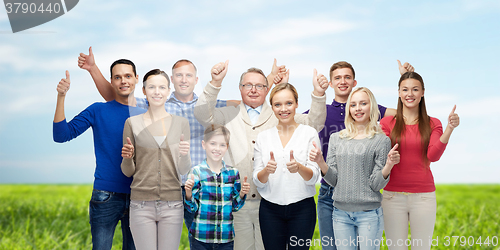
[309,60,413,250]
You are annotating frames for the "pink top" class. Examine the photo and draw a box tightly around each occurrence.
[380,116,447,193]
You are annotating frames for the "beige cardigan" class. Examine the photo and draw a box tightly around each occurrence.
[194,83,326,200]
[121,114,191,201]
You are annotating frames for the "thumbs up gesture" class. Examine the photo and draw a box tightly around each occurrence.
[397,60,415,75]
[286,150,300,173]
[179,134,190,156]
[386,143,400,167]
[265,151,278,174]
[78,46,96,72]
[210,60,229,87]
[56,71,71,96]
[312,69,329,97]
[448,105,460,129]
[240,176,250,198]
[121,137,134,159]
[309,141,323,163]
[184,174,195,200]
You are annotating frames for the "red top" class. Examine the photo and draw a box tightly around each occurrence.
[380,116,447,193]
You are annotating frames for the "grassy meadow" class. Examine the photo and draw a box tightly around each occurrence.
[0,184,499,249]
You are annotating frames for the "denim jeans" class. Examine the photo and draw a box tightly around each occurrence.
[259,197,316,250]
[89,189,135,250]
[191,238,234,250]
[332,206,384,250]
[317,183,337,250]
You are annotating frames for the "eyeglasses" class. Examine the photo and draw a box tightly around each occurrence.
[240,83,268,91]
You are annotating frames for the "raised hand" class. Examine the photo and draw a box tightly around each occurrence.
[286,150,300,173]
[78,47,95,71]
[269,58,287,86]
[184,174,195,199]
[210,60,229,87]
[240,176,250,198]
[265,151,278,174]
[56,71,71,96]
[309,141,323,163]
[312,69,328,96]
[274,69,290,85]
[397,60,415,75]
[448,105,460,129]
[386,143,400,167]
[179,134,190,156]
[121,137,134,159]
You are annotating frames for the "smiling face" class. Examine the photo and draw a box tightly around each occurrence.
[239,72,268,108]
[271,89,298,125]
[399,78,425,110]
[349,91,371,125]
[171,61,198,102]
[142,75,170,107]
[110,64,138,98]
[330,67,357,102]
[202,134,228,163]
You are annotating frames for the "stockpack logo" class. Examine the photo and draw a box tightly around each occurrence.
[4,0,78,33]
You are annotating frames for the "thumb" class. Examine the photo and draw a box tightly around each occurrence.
[243,176,248,183]
[450,105,456,114]
[273,58,277,68]
[191,174,195,181]
[270,151,275,161]
[391,143,399,152]
[180,134,184,141]
[290,150,294,161]
[126,137,132,145]
[89,46,93,56]
[224,60,229,70]
[313,68,318,78]
[397,60,403,68]
[312,141,319,149]
[65,70,70,80]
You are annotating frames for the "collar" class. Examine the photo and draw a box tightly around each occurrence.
[331,99,346,107]
[244,104,263,114]
[200,159,228,173]
[167,92,199,104]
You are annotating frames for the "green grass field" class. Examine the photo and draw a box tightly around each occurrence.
[1,184,499,249]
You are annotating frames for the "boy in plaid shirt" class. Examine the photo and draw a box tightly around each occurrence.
[185,125,250,250]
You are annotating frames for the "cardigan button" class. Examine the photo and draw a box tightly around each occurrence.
[252,127,255,130]
[252,157,254,161]
[252,140,255,144]
[252,194,256,198]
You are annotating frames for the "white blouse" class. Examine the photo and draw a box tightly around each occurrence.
[253,124,320,205]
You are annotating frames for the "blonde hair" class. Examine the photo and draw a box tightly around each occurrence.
[339,87,382,139]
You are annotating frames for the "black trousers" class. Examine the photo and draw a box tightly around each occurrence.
[259,197,316,250]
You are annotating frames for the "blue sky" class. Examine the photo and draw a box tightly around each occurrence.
[0,0,499,183]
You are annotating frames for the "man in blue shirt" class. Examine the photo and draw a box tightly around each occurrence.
[53,59,145,250]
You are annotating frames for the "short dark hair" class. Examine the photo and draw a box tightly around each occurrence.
[110,59,137,77]
[143,69,170,88]
[172,59,197,73]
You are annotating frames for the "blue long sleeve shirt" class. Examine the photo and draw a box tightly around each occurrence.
[53,100,145,193]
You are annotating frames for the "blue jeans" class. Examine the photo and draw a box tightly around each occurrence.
[191,238,234,250]
[89,189,135,250]
[259,197,316,250]
[332,206,384,250]
[318,183,337,250]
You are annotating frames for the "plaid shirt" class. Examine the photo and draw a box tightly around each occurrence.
[185,160,246,243]
[136,92,227,184]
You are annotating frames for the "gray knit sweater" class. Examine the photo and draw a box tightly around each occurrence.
[323,132,391,212]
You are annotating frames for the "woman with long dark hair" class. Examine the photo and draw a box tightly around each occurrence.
[380,72,460,250]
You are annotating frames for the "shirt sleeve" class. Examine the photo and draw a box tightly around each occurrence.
[302,130,321,185]
[53,105,95,143]
[378,105,387,120]
[215,99,227,108]
[323,134,338,187]
[121,118,136,177]
[380,116,392,137]
[427,118,448,162]
[252,133,267,188]
[369,135,391,191]
[294,92,326,132]
[231,171,246,212]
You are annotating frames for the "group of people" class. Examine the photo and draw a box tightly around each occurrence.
[53,47,459,250]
